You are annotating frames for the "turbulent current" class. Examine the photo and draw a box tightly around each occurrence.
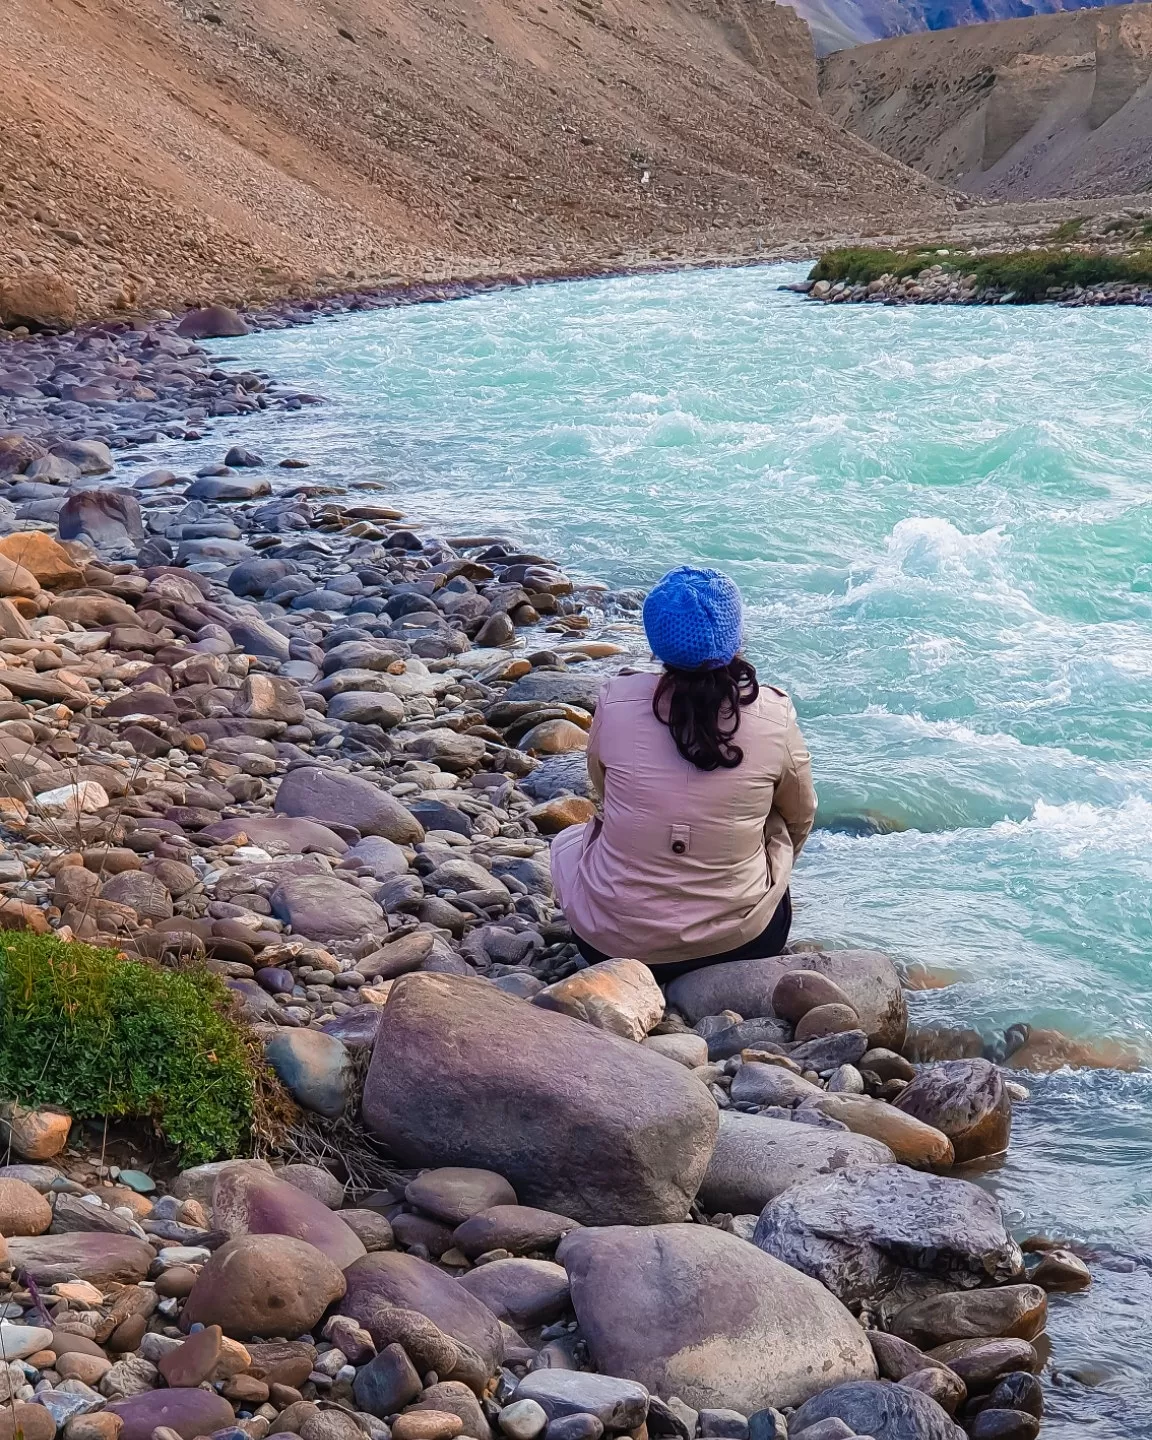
[155,262,1152,1436]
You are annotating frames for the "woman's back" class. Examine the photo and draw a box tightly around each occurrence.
[551,669,814,966]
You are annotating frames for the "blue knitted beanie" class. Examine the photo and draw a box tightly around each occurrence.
[643,566,743,670]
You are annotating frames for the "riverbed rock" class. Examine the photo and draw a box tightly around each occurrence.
[0,1176,53,1234]
[457,1257,570,1327]
[271,873,384,940]
[354,1343,423,1416]
[559,1222,876,1412]
[0,271,78,331]
[275,766,424,843]
[533,958,664,1041]
[58,490,145,549]
[667,950,907,1049]
[211,1166,366,1268]
[804,1094,955,1169]
[180,1234,347,1338]
[1029,1248,1091,1292]
[789,1380,965,1440]
[729,1061,823,1107]
[752,1165,1023,1311]
[0,533,83,588]
[105,1388,235,1440]
[927,1339,1040,1389]
[341,1249,504,1391]
[893,1060,1011,1164]
[362,973,717,1225]
[5,1232,153,1285]
[698,1111,896,1213]
[176,305,251,339]
[514,1372,648,1429]
[451,1205,581,1259]
[890,1286,1047,1348]
[263,1028,353,1118]
[406,1168,517,1224]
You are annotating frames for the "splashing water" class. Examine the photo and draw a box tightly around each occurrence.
[147,264,1152,1435]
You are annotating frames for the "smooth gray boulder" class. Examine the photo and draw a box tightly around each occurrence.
[271,873,384,940]
[668,950,907,1050]
[558,1223,876,1412]
[362,974,717,1225]
[789,1380,965,1440]
[514,1371,648,1428]
[699,1111,896,1214]
[752,1165,1023,1312]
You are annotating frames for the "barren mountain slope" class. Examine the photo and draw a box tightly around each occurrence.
[0,0,951,319]
[820,2,1152,196]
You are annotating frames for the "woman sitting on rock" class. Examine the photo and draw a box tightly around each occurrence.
[552,566,816,979]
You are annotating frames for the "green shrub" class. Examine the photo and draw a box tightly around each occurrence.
[809,244,1152,301]
[1050,217,1086,241]
[0,932,279,1163]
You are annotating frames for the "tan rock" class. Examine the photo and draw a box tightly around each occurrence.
[1030,1248,1091,1292]
[793,1001,860,1042]
[56,1351,114,1384]
[892,1284,1047,1348]
[0,1101,72,1158]
[808,1093,955,1168]
[535,958,664,1042]
[0,1403,56,1440]
[64,1415,124,1440]
[0,555,40,600]
[391,1414,464,1440]
[898,1367,966,1415]
[527,796,597,833]
[517,719,588,755]
[0,271,78,332]
[0,1176,53,1235]
[0,534,83,589]
[772,969,856,1024]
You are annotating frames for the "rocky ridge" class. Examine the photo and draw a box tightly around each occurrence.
[0,297,1097,1440]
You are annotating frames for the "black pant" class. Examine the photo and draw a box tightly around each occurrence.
[573,888,793,983]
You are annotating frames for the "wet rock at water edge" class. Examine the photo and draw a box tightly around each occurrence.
[894,1059,1012,1163]
[361,973,718,1225]
[890,1285,1047,1348]
[752,1164,1023,1310]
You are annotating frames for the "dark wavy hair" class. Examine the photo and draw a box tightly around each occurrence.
[652,657,760,771]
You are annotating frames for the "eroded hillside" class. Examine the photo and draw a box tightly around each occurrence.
[0,0,953,320]
[819,2,1152,196]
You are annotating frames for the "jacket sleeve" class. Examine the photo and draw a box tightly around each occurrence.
[585,700,606,800]
[773,702,817,856]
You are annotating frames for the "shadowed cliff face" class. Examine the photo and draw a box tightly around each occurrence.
[818,1,1152,196]
[788,0,1150,55]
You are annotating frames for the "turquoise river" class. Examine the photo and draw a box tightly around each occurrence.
[149,263,1152,1437]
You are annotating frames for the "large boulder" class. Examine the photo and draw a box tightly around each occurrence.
[5,1233,153,1286]
[893,1060,1011,1164]
[58,490,146,549]
[0,533,83,588]
[752,1166,1023,1312]
[667,950,907,1050]
[180,1234,346,1338]
[362,974,717,1225]
[211,1167,365,1268]
[176,304,250,338]
[698,1110,895,1214]
[0,271,78,332]
[275,766,424,844]
[789,1380,965,1440]
[105,1389,236,1440]
[558,1223,877,1413]
[341,1250,504,1391]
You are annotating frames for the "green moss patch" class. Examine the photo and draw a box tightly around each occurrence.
[0,932,285,1164]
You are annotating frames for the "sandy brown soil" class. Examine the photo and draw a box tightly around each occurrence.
[0,0,968,322]
[820,1,1152,198]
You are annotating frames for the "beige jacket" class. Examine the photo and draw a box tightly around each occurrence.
[550,670,817,966]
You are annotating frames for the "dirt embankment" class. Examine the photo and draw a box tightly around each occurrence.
[1,0,960,322]
[819,1,1152,198]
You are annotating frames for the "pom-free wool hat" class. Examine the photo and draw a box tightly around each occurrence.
[642,566,743,670]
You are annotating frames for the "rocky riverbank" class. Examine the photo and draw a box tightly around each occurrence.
[0,300,1100,1440]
